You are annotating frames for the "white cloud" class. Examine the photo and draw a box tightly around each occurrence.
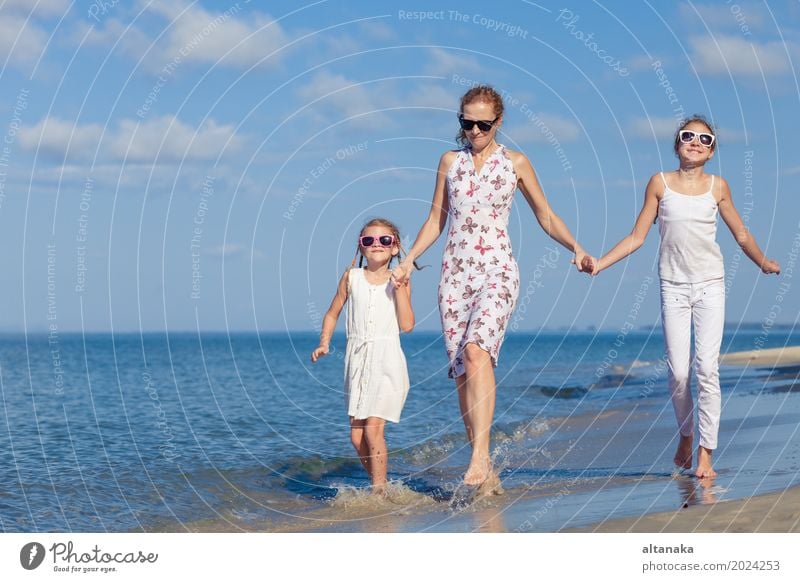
[205,243,264,259]
[206,243,247,258]
[148,1,290,69]
[18,117,105,158]
[0,0,70,69]
[688,34,791,76]
[715,127,747,144]
[18,115,242,162]
[404,85,456,109]
[356,19,398,42]
[111,116,242,162]
[628,116,681,139]
[0,14,49,70]
[423,47,482,76]
[628,54,665,72]
[1,0,68,17]
[296,71,391,127]
[506,113,581,144]
[82,0,292,72]
[679,2,767,32]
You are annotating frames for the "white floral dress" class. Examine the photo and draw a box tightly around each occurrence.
[439,144,520,378]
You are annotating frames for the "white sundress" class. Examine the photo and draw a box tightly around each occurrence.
[344,268,410,423]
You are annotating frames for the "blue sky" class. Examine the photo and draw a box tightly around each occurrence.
[0,0,798,333]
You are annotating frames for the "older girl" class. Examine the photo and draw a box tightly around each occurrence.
[585,116,780,478]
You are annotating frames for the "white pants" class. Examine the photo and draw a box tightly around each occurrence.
[660,277,725,450]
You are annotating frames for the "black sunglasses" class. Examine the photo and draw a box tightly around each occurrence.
[458,115,498,132]
[359,235,395,247]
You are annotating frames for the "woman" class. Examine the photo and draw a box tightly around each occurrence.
[584,116,780,478]
[391,85,591,488]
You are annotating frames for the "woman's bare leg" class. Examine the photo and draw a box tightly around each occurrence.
[460,342,497,486]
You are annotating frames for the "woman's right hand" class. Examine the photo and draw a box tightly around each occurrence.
[390,262,412,288]
[310,345,329,363]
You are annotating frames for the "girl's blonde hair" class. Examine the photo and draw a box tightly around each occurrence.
[352,218,422,271]
[456,84,505,148]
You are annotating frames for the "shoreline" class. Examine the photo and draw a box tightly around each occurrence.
[571,483,800,533]
[720,346,800,367]
[574,349,800,533]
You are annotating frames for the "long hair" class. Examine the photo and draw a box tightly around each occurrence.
[351,218,423,271]
[455,84,505,148]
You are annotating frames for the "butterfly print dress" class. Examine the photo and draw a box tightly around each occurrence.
[439,144,520,378]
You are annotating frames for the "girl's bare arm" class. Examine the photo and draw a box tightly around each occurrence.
[594,174,660,275]
[311,270,349,362]
[394,281,414,333]
[717,177,780,274]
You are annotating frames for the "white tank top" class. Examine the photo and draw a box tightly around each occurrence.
[657,172,725,283]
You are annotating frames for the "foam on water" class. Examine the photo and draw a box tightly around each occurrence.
[331,481,435,509]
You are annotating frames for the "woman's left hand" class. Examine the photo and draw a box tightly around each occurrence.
[761,258,781,275]
[390,262,412,287]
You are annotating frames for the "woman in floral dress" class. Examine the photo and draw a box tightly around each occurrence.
[392,85,592,488]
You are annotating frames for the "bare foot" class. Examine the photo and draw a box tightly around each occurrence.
[674,434,693,470]
[371,482,389,497]
[694,446,717,479]
[464,456,492,486]
[476,472,504,497]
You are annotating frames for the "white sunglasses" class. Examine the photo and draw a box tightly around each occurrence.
[679,130,715,148]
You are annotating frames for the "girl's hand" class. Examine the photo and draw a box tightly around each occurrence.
[580,254,598,276]
[572,250,595,275]
[311,345,329,363]
[390,262,411,288]
[761,259,781,275]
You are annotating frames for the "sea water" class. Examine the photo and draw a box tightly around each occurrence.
[0,329,797,531]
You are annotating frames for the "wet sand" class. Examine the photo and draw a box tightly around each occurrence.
[577,348,800,533]
[573,484,800,532]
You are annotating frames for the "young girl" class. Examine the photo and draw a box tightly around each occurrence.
[584,116,780,478]
[311,218,415,493]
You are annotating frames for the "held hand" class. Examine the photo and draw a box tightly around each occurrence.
[390,262,411,288]
[310,345,329,363]
[572,250,597,275]
[761,259,781,275]
[581,254,599,276]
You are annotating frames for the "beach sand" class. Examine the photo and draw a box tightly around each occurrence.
[573,484,800,532]
[721,346,800,367]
